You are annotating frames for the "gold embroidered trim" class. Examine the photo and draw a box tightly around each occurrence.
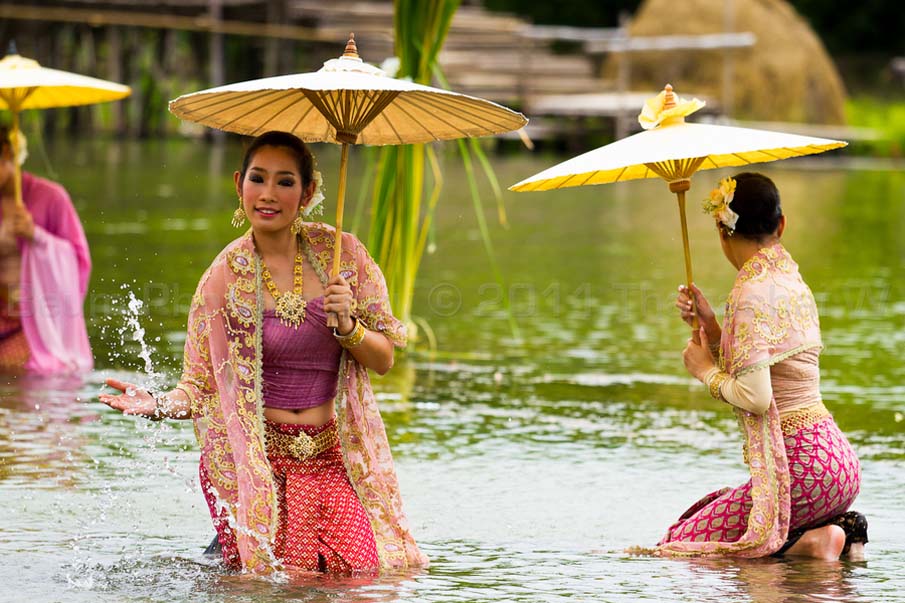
[707,371,730,401]
[734,343,824,377]
[251,246,279,543]
[736,244,795,285]
[779,402,830,436]
[265,422,339,460]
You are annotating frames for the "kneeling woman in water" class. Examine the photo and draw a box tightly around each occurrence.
[657,172,867,559]
[101,131,426,573]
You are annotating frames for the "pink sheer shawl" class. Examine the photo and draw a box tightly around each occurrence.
[176,224,427,573]
[657,244,821,557]
[18,172,93,373]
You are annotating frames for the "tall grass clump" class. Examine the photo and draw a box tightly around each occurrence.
[368,0,520,344]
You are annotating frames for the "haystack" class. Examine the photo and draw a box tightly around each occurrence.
[619,0,847,124]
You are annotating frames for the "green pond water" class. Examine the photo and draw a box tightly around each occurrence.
[0,137,903,602]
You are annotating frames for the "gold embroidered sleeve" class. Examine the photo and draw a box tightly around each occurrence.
[350,235,407,348]
[177,283,217,415]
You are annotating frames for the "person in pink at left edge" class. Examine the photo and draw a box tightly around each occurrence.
[0,126,93,374]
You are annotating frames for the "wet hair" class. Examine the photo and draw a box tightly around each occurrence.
[238,131,314,188]
[726,172,783,240]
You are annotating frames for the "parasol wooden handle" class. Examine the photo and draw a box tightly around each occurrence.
[3,102,25,209]
[327,143,351,329]
[671,181,701,345]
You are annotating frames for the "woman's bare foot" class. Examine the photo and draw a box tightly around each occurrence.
[845,542,866,561]
[785,525,846,560]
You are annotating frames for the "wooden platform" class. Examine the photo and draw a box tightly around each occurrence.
[288,0,767,142]
[291,0,614,114]
[8,0,864,144]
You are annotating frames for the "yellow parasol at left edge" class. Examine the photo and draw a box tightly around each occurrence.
[0,44,132,207]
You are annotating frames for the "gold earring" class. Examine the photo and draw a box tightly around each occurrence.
[290,211,304,235]
[231,196,247,228]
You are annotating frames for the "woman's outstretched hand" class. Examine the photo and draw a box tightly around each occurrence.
[683,327,717,382]
[99,378,156,418]
[676,283,720,342]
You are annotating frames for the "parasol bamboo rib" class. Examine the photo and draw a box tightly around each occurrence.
[388,101,472,139]
[287,102,320,134]
[395,93,518,131]
[374,110,404,145]
[182,88,284,115]
[236,92,301,134]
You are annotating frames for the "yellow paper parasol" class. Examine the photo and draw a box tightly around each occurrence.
[0,44,132,207]
[169,34,527,326]
[510,84,846,336]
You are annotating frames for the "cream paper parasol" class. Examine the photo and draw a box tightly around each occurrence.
[170,34,527,326]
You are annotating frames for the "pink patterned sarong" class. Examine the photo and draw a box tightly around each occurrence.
[660,415,860,544]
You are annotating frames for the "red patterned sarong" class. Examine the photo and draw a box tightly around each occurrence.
[660,415,861,545]
[200,419,379,572]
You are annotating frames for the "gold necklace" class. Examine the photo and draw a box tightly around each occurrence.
[261,246,306,328]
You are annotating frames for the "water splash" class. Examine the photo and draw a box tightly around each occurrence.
[123,288,164,387]
[74,285,202,590]
[93,284,172,396]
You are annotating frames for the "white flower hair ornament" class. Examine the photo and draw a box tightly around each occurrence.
[8,130,28,167]
[303,170,325,217]
[702,177,739,233]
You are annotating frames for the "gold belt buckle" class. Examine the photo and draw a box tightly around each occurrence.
[288,432,316,460]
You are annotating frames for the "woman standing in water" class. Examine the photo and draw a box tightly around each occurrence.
[100,131,426,573]
[0,127,92,374]
[658,172,867,559]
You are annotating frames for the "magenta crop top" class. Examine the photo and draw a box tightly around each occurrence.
[261,296,342,410]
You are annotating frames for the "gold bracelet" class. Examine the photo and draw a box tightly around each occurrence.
[148,391,165,421]
[334,317,366,349]
[707,371,730,401]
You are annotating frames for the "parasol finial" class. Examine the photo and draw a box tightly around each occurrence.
[342,33,360,60]
[6,40,18,57]
[663,84,676,110]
